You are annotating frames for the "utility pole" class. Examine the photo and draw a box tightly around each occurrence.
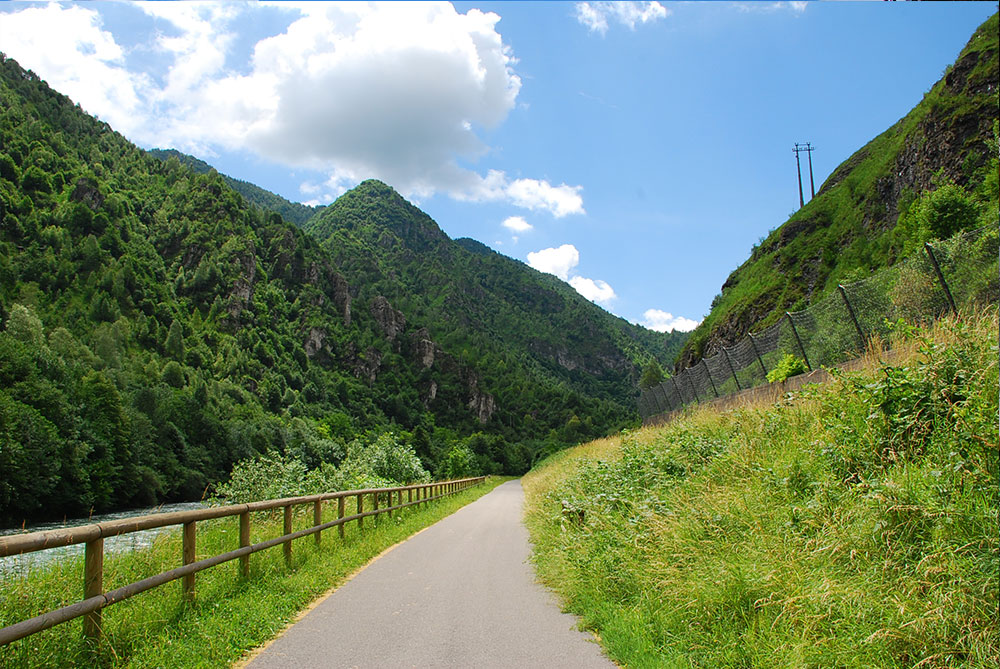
[805,141,815,199]
[793,143,804,208]
[793,143,816,207]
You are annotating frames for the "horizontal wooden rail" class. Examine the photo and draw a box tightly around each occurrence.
[0,476,486,647]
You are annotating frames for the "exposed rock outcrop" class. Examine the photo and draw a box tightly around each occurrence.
[370,296,405,342]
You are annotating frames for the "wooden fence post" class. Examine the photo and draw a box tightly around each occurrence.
[239,511,250,577]
[373,491,380,525]
[338,497,346,539]
[357,493,364,529]
[314,500,322,547]
[83,538,103,641]
[182,521,196,602]
[283,505,293,566]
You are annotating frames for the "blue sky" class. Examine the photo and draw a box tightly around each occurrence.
[0,1,994,332]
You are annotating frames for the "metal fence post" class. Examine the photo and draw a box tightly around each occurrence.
[683,371,701,404]
[747,333,768,378]
[924,242,958,315]
[786,312,812,371]
[702,360,719,397]
[722,347,742,391]
[655,381,673,412]
[838,285,866,348]
[670,376,685,408]
[645,387,663,415]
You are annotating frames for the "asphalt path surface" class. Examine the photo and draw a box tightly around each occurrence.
[245,479,613,668]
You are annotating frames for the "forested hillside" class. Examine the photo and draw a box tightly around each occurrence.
[146,148,322,227]
[304,179,686,429]
[678,13,998,368]
[0,53,681,524]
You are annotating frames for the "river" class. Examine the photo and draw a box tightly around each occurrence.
[0,501,206,575]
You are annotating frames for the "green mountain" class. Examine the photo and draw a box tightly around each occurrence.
[302,178,687,429]
[0,53,682,524]
[678,13,998,369]
[145,148,322,227]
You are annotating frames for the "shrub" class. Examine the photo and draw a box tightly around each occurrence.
[766,353,807,383]
[212,452,309,504]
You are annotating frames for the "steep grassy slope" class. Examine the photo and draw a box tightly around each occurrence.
[525,307,998,667]
[679,13,998,368]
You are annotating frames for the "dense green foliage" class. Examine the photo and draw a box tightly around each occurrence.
[212,433,429,505]
[764,353,806,383]
[145,148,322,227]
[0,52,680,524]
[525,308,998,667]
[304,180,686,446]
[680,13,998,368]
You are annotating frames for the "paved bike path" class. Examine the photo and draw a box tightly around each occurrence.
[245,479,612,668]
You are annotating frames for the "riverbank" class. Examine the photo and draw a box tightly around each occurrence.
[0,477,506,668]
[0,502,205,574]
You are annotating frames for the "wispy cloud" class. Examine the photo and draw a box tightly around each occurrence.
[575,2,669,36]
[734,2,808,15]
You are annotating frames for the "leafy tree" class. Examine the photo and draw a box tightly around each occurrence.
[639,359,664,389]
[5,303,45,347]
[165,320,185,361]
[439,444,475,479]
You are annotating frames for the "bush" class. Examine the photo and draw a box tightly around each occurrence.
[766,354,807,383]
[212,453,309,505]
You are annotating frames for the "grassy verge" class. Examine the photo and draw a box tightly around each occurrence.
[0,477,508,668]
[524,309,998,668]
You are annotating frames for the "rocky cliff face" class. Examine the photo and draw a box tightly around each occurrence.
[370,295,406,343]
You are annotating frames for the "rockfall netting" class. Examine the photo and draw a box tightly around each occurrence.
[640,225,998,421]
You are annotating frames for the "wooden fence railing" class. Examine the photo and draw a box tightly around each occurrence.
[0,476,486,646]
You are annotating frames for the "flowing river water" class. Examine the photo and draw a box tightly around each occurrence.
[0,501,205,575]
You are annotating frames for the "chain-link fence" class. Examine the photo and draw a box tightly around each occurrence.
[640,225,999,422]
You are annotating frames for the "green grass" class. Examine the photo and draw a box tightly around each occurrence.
[0,477,508,668]
[524,309,998,668]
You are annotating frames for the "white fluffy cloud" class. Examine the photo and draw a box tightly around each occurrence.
[569,276,616,303]
[456,170,584,217]
[640,309,701,333]
[0,2,585,217]
[575,2,669,35]
[502,216,533,233]
[527,244,616,306]
[527,244,579,281]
